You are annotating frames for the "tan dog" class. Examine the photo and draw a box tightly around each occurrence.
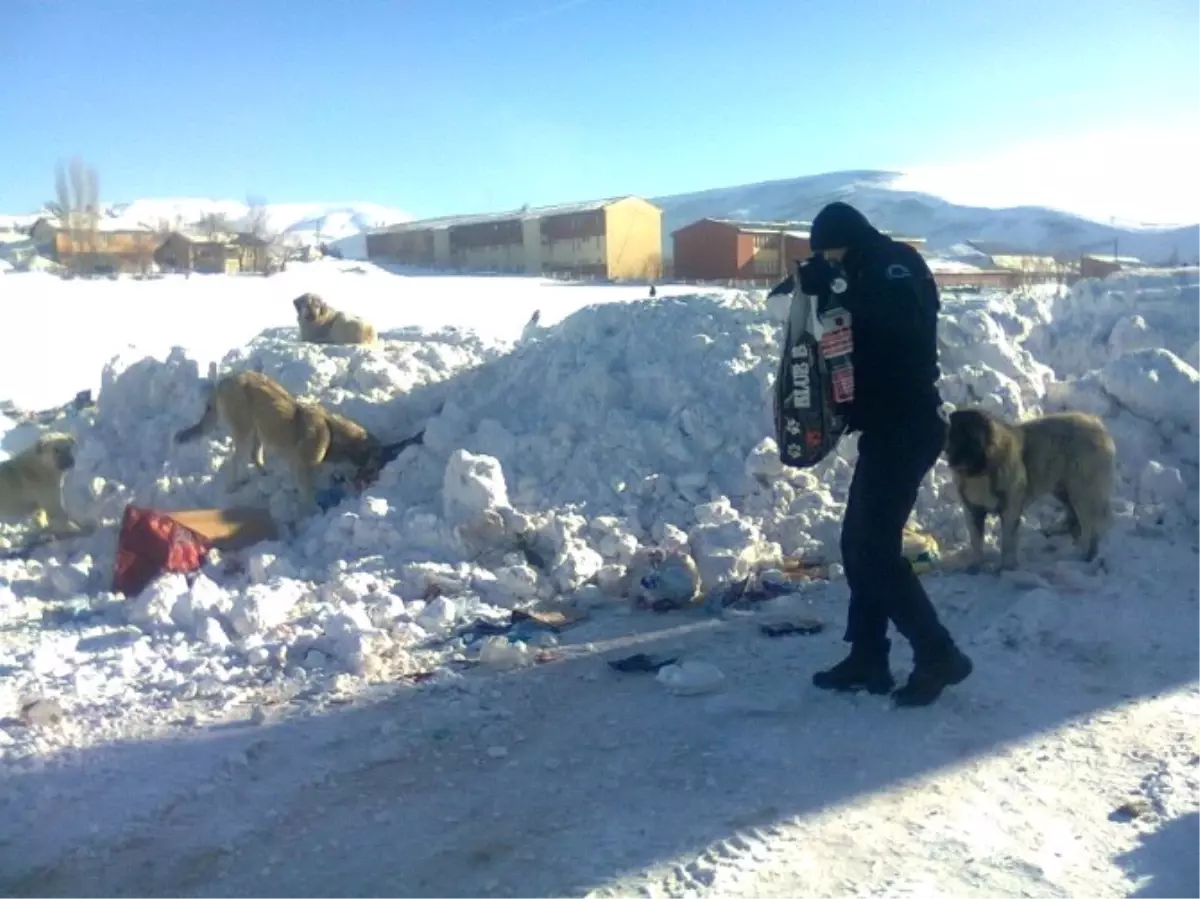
[945,408,1116,570]
[0,432,80,534]
[175,371,382,508]
[293,293,378,345]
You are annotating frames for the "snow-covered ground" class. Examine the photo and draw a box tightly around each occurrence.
[0,262,1197,897]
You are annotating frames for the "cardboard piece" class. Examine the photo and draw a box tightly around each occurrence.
[165,507,278,551]
[510,607,589,631]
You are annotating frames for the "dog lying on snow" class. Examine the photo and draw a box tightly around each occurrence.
[944,407,1116,571]
[0,432,83,536]
[293,292,378,345]
[174,370,383,510]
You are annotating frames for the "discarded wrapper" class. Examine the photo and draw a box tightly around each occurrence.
[608,653,678,673]
[761,618,825,638]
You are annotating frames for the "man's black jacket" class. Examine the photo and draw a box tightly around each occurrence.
[769,238,942,433]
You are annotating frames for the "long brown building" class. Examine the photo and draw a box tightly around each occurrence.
[366,196,663,281]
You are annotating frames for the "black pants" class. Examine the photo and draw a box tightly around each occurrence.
[840,410,952,659]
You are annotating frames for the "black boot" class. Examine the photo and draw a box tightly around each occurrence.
[892,643,973,707]
[812,640,895,695]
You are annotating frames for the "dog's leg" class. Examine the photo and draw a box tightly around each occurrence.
[41,493,82,535]
[252,432,266,471]
[294,462,319,511]
[1042,488,1081,539]
[961,498,988,573]
[996,488,1024,571]
[222,433,251,492]
[1071,490,1108,563]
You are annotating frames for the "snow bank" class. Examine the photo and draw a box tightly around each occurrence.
[1,267,1197,760]
[1032,269,1200,531]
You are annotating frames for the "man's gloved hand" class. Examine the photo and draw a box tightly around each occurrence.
[798,254,841,297]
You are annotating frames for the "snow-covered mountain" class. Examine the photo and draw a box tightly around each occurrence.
[651,170,1199,264]
[2,170,1195,266]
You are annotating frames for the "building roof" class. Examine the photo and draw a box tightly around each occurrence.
[39,215,154,234]
[374,196,648,234]
[967,240,1056,259]
[166,230,267,246]
[927,258,989,274]
[669,218,813,237]
[1082,253,1144,265]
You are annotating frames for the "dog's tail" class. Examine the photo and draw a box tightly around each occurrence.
[373,429,425,469]
[174,386,219,445]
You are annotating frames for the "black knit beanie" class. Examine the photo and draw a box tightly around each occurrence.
[809,201,882,252]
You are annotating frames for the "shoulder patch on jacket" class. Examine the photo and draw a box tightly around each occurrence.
[886,263,913,280]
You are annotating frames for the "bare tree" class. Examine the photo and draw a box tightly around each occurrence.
[146,213,183,236]
[49,156,101,275]
[198,211,231,238]
[245,194,270,239]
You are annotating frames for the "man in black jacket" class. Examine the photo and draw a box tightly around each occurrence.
[781,201,972,707]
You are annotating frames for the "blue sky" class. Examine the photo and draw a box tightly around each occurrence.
[1,0,1197,222]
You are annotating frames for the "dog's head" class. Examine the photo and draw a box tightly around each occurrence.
[293,292,328,324]
[945,408,996,477]
[34,432,77,473]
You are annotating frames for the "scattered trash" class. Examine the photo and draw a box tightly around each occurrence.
[627,547,701,612]
[455,607,588,647]
[608,653,678,674]
[511,607,587,631]
[761,618,825,638]
[20,697,64,727]
[1110,798,1155,822]
[703,566,811,613]
[780,557,832,581]
[903,527,941,574]
[41,598,97,627]
[478,635,534,668]
[656,660,726,696]
[318,431,427,511]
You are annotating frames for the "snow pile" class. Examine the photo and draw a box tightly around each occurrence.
[1028,269,1200,531]
[1,268,1196,754]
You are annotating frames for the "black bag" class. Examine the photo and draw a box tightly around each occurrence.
[773,260,854,468]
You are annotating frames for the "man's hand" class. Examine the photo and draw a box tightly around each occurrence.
[798,254,840,297]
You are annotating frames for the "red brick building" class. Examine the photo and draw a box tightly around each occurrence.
[671,218,812,284]
[671,217,927,284]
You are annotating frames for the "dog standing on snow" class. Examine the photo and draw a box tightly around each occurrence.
[0,432,81,536]
[944,407,1116,570]
[174,370,383,510]
[292,292,378,345]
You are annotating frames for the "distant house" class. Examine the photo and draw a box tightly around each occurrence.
[367,196,663,281]
[926,258,1018,290]
[34,217,159,274]
[965,240,1065,283]
[154,231,270,274]
[1079,253,1145,280]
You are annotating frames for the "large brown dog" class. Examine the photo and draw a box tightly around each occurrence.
[945,408,1116,570]
[0,432,80,534]
[175,371,381,508]
[293,293,378,345]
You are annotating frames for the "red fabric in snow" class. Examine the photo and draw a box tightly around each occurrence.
[112,505,212,596]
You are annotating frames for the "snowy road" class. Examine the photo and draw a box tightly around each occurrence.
[4,535,1196,898]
